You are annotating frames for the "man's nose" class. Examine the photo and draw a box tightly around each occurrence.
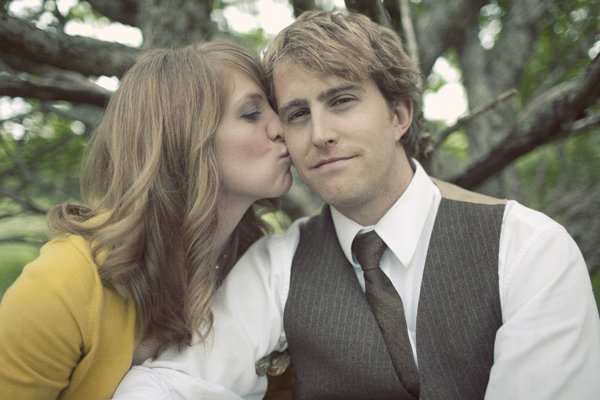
[310,112,337,147]
[267,113,284,142]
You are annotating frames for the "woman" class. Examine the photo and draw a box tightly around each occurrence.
[0,41,292,399]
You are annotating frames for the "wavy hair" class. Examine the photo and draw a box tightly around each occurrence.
[263,10,423,158]
[47,41,278,355]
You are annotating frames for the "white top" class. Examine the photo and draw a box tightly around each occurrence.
[113,161,600,400]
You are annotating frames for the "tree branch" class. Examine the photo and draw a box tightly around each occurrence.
[458,0,559,160]
[40,103,104,132]
[291,0,316,18]
[570,112,600,134]
[137,0,213,48]
[0,14,140,78]
[398,0,419,68]
[452,55,600,189]
[345,0,391,27]
[0,75,111,107]
[0,187,47,215]
[489,0,551,91]
[415,0,488,76]
[434,88,518,145]
[86,0,139,27]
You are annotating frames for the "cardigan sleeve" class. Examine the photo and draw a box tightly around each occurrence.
[0,236,100,399]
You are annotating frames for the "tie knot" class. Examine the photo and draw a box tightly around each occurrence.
[352,231,387,272]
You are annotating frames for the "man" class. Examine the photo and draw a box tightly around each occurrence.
[261,10,600,399]
[113,10,600,400]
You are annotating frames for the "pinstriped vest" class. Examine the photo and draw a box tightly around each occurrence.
[283,180,505,400]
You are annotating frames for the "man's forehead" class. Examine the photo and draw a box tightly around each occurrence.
[273,63,356,103]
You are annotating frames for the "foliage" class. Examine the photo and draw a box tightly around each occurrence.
[516,129,600,210]
[519,0,600,103]
[0,104,86,214]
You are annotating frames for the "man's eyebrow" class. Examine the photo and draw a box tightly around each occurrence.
[277,84,365,117]
[317,84,364,102]
[277,99,305,118]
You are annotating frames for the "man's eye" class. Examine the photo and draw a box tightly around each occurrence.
[242,111,262,121]
[332,97,354,106]
[288,109,309,122]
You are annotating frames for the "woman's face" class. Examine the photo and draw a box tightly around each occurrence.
[215,69,292,206]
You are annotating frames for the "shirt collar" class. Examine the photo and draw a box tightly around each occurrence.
[331,159,440,268]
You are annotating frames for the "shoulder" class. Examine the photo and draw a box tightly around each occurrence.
[0,234,107,391]
[24,234,100,294]
[500,199,580,267]
[1,234,103,333]
[225,217,308,312]
[431,177,506,205]
[233,216,307,284]
[430,177,561,236]
[498,200,586,307]
[244,216,308,265]
[502,200,565,234]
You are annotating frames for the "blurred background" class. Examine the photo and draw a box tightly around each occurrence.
[0,0,599,308]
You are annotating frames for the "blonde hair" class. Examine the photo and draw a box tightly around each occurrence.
[263,10,423,157]
[47,41,278,355]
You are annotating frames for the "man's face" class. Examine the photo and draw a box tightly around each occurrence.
[273,62,413,225]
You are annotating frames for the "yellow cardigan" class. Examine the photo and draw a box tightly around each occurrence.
[0,234,138,399]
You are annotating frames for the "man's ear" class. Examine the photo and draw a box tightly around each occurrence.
[392,99,413,141]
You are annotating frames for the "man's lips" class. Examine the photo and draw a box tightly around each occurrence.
[312,156,353,169]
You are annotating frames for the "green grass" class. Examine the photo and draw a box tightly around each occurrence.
[0,243,39,297]
[592,269,600,314]
[0,213,46,297]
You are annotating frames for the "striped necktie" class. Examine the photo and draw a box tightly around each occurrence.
[352,231,420,398]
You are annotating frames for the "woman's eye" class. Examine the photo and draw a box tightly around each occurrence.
[242,110,262,121]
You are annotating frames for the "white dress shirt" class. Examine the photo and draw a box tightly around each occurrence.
[113,161,600,400]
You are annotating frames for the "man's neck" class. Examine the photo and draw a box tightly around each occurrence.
[336,157,415,226]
